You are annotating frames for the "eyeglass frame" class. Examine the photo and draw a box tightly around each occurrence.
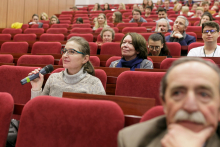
[202,29,218,34]
[148,45,161,51]
[61,48,84,55]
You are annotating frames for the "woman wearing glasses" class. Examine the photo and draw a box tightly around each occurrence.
[29,37,106,99]
[109,33,153,70]
[148,33,170,56]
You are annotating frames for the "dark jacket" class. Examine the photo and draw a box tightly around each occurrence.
[165,34,196,46]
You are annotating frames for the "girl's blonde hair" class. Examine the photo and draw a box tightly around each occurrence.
[118,3,126,10]
[40,12,48,20]
[94,13,108,30]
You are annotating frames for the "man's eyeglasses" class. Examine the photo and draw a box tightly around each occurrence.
[203,30,218,34]
[148,45,161,51]
[61,48,84,55]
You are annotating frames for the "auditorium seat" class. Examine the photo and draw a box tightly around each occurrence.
[17,55,54,66]
[40,34,65,41]
[46,28,68,34]
[188,42,204,53]
[186,26,201,33]
[160,58,180,69]
[0,54,13,63]
[106,56,121,67]
[1,42,28,53]
[100,42,121,56]
[31,42,61,55]
[61,11,74,15]
[0,34,11,41]
[67,33,93,42]
[89,42,98,55]
[115,71,165,105]
[58,17,72,21]
[39,20,50,24]
[72,24,91,28]
[166,42,181,56]
[24,28,44,34]
[0,92,14,147]
[16,96,123,147]
[2,28,22,34]
[21,24,29,29]
[122,27,147,33]
[74,14,88,17]
[139,33,154,41]
[59,20,71,24]
[71,28,93,33]
[116,23,138,28]
[140,22,156,28]
[13,34,37,41]
[140,106,164,122]
[95,27,119,33]
[51,24,69,28]
[97,33,124,42]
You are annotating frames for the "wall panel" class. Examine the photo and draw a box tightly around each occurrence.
[7,0,25,28]
[49,0,59,17]
[24,0,38,24]
[66,0,75,10]
[0,0,8,28]
[58,0,67,14]
[38,0,49,18]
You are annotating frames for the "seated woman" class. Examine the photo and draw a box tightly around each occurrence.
[211,1,219,12]
[93,13,109,30]
[91,3,102,11]
[29,14,43,28]
[102,3,111,11]
[97,28,115,46]
[138,5,145,13]
[173,3,182,14]
[50,15,59,24]
[156,0,163,7]
[143,0,148,8]
[148,33,170,56]
[76,17,83,24]
[147,0,157,10]
[191,7,204,18]
[180,6,194,16]
[191,3,198,11]
[118,3,126,10]
[198,12,214,26]
[109,33,153,70]
[144,6,152,18]
[133,4,138,9]
[112,11,123,23]
[40,12,48,20]
[29,36,106,99]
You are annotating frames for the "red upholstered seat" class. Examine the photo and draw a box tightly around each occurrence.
[89,42,98,55]
[166,42,181,56]
[61,11,74,15]
[115,71,165,105]
[2,28,22,34]
[160,58,180,69]
[40,34,65,41]
[140,106,164,122]
[1,42,28,53]
[139,33,154,41]
[71,28,93,33]
[21,24,29,29]
[140,22,156,27]
[72,24,91,28]
[59,20,71,24]
[67,33,93,42]
[122,27,147,33]
[39,20,50,24]
[46,28,68,34]
[116,23,138,27]
[0,92,14,147]
[31,42,61,55]
[0,54,14,63]
[17,55,54,66]
[186,26,201,32]
[188,42,204,53]
[100,42,121,56]
[97,33,124,42]
[13,34,37,41]
[59,17,72,21]
[24,28,44,34]
[16,96,123,147]
[51,24,69,28]
[0,65,37,104]
[95,27,119,33]
[0,34,11,41]
[74,14,88,17]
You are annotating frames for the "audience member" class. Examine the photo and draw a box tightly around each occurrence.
[29,14,43,28]
[201,2,216,15]
[93,17,97,24]
[143,0,148,8]
[118,57,220,147]
[139,5,145,13]
[50,15,59,24]
[198,12,214,26]
[40,12,48,20]
[97,27,115,46]
[157,8,173,22]
[148,0,156,10]
[118,3,126,10]
[91,3,102,11]
[216,11,220,17]
[155,18,172,32]
[72,6,78,11]
[102,3,111,11]
[156,0,163,7]
[173,3,182,13]
[93,13,109,30]
[180,6,194,16]
[76,17,83,24]
[112,11,123,23]
[211,1,219,12]
[191,3,198,11]
[164,0,172,11]
[185,0,195,6]
[30,36,106,99]
[133,4,138,9]
[148,33,170,56]
[129,9,147,23]
[200,0,211,6]
[144,6,152,17]
[188,21,220,57]
[191,7,204,18]
[110,33,153,70]
[165,16,196,46]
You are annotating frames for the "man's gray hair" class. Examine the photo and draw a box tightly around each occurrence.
[175,16,189,27]
[155,18,171,32]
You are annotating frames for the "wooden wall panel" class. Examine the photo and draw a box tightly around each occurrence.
[58,0,67,14]
[0,0,8,28]
[49,0,59,17]
[66,0,75,10]
[7,0,25,28]
[38,0,49,18]
[24,0,38,24]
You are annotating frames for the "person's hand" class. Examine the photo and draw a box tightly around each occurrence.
[28,68,44,91]
[31,21,37,24]
[161,124,214,147]
[158,27,165,32]
[173,31,183,38]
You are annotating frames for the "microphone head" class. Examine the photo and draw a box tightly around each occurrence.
[44,64,54,73]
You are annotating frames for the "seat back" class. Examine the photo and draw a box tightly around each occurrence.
[140,106,164,122]
[1,42,28,53]
[188,42,204,53]
[13,34,37,41]
[0,92,14,147]
[24,28,44,34]
[139,33,154,41]
[2,28,22,34]
[51,24,69,28]
[72,24,91,28]
[71,28,93,33]
[0,34,11,41]
[122,27,147,33]
[16,96,124,147]
[46,28,68,34]
[106,56,121,67]
[166,42,181,56]
[116,23,138,27]
[40,34,65,41]
[31,42,61,55]
[100,42,121,56]
[0,54,14,63]
[67,33,93,42]
[160,58,179,69]
[115,71,165,105]
[17,55,54,66]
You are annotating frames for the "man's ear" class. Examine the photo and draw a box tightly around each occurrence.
[82,55,89,64]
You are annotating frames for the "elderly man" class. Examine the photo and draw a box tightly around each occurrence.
[157,8,173,22]
[165,16,196,46]
[129,9,147,23]
[155,18,172,32]
[188,21,220,57]
[118,57,220,147]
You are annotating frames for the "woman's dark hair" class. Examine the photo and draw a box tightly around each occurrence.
[148,33,170,56]
[76,17,83,24]
[120,33,148,59]
[198,12,215,26]
[103,3,110,10]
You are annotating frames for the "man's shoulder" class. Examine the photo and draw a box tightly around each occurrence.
[186,34,196,40]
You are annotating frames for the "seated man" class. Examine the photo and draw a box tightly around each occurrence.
[165,16,196,46]
[155,18,172,32]
[118,57,220,147]
[129,9,147,23]
[201,1,216,15]
[188,21,220,57]
[144,6,152,18]
[157,8,173,22]
[164,0,173,11]
[29,14,43,28]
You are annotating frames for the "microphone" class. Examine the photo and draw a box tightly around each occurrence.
[20,64,54,85]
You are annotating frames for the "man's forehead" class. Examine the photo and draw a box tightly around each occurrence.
[203,26,216,30]
[175,18,185,23]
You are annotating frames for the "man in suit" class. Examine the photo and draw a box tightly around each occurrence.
[29,14,43,28]
[165,16,196,46]
[118,57,220,147]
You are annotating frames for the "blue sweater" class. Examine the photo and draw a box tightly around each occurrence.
[165,34,196,46]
